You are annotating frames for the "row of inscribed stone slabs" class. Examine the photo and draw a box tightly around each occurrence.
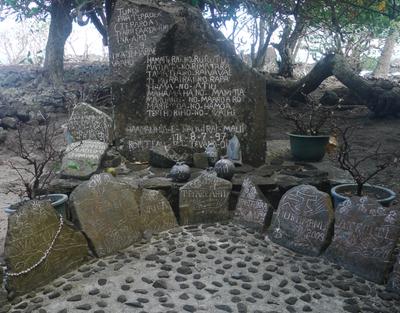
[108,0,267,166]
[69,173,177,257]
[268,184,400,285]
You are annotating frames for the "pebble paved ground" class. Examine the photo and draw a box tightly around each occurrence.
[3,223,400,313]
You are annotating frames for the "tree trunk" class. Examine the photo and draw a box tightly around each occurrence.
[266,53,400,116]
[373,27,399,78]
[43,0,73,83]
[275,17,306,78]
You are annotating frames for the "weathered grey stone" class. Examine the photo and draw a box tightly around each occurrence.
[193,153,209,169]
[47,177,84,195]
[67,103,113,144]
[387,253,400,293]
[325,196,400,284]
[0,116,17,129]
[61,140,108,179]
[140,189,178,236]
[235,177,272,230]
[70,173,142,257]
[149,146,193,168]
[0,127,7,143]
[5,201,89,296]
[269,185,334,257]
[179,173,232,224]
[109,0,266,166]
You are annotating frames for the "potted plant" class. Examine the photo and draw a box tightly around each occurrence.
[279,95,335,162]
[331,125,398,207]
[5,113,69,216]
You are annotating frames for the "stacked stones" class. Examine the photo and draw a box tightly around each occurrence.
[61,103,113,179]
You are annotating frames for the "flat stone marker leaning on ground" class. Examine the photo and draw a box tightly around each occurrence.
[234,177,272,230]
[179,172,232,225]
[4,200,89,296]
[61,140,108,179]
[325,196,400,284]
[269,184,334,257]
[69,173,142,257]
[67,102,113,144]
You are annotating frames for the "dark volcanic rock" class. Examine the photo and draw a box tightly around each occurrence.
[109,0,267,166]
[179,172,232,224]
[5,200,89,296]
[269,185,334,256]
[325,196,400,284]
[234,177,272,230]
[70,173,142,257]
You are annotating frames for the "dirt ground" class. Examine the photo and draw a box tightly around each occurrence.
[0,69,399,258]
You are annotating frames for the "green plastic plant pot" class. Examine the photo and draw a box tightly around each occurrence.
[288,133,330,162]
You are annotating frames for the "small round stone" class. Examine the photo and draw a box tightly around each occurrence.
[117,295,127,303]
[285,297,298,305]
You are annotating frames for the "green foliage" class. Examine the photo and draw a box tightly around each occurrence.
[361,56,379,71]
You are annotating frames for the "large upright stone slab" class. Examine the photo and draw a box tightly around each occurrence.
[61,140,108,179]
[179,173,232,224]
[325,196,400,284]
[67,103,113,144]
[109,0,266,166]
[70,173,142,257]
[235,177,272,230]
[269,185,334,257]
[5,201,89,295]
[140,188,178,236]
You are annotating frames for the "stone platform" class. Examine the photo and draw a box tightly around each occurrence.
[3,223,399,313]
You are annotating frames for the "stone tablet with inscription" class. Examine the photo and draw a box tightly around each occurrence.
[70,173,142,257]
[388,253,400,293]
[140,189,178,236]
[325,196,400,284]
[61,140,108,179]
[269,185,334,257]
[68,102,113,144]
[235,177,272,230]
[179,173,232,224]
[5,200,89,296]
[109,0,266,166]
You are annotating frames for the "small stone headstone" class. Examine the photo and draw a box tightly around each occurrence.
[5,200,89,295]
[179,173,232,225]
[325,196,400,284]
[388,254,400,293]
[61,140,108,179]
[235,177,272,230]
[69,173,142,257]
[140,189,178,237]
[67,103,113,143]
[269,185,334,257]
